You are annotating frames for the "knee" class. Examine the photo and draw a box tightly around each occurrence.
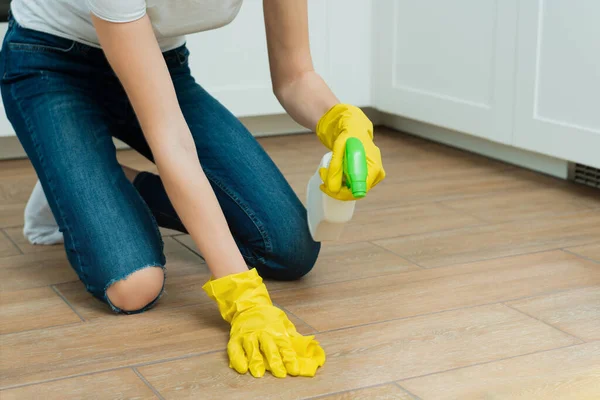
[106,266,165,312]
[269,232,321,281]
[290,238,320,280]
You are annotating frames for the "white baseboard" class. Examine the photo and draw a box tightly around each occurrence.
[0,108,570,181]
[378,113,569,180]
[0,109,383,160]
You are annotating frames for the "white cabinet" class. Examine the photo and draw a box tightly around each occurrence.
[184,0,327,117]
[0,1,598,170]
[513,0,600,168]
[373,0,519,144]
[373,0,599,169]
[185,0,373,117]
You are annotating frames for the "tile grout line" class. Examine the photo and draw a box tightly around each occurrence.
[368,240,426,269]
[0,321,83,337]
[356,169,578,213]
[0,224,26,230]
[417,247,579,270]
[300,343,586,399]
[0,348,225,391]
[172,235,205,260]
[503,303,585,344]
[313,285,600,336]
[270,246,582,296]
[342,219,490,247]
[367,207,600,247]
[386,246,584,271]
[561,248,600,265]
[436,191,600,224]
[302,382,397,400]
[1,228,24,255]
[51,285,87,322]
[132,368,166,400]
[274,302,319,334]
[435,201,491,225]
[394,382,423,400]
[396,342,581,385]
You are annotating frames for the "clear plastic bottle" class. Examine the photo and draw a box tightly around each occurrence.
[306,138,368,241]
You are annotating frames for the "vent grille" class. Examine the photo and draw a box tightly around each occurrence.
[572,164,600,189]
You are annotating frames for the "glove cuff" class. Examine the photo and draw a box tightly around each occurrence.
[202,268,272,323]
[315,104,374,149]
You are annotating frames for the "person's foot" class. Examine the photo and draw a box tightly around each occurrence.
[23,180,63,245]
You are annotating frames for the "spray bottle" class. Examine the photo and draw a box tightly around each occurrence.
[306,137,368,241]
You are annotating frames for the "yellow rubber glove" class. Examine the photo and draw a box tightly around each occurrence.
[202,268,325,378]
[316,104,385,201]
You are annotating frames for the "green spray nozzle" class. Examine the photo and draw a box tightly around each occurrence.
[343,137,368,198]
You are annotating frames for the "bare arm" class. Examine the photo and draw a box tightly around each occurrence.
[263,0,339,130]
[91,14,246,278]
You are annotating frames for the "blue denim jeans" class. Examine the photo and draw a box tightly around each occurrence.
[0,16,320,313]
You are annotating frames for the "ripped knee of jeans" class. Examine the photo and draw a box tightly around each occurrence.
[105,264,166,314]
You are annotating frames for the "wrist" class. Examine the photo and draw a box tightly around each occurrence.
[202,268,272,323]
[274,70,339,130]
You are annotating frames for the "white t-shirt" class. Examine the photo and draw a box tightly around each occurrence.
[11,0,244,51]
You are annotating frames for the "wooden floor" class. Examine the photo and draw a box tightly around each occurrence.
[1,128,599,399]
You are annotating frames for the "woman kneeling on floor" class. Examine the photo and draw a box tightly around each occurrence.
[0,0,385,378]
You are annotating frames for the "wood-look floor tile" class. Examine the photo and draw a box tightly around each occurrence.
[0,231,20,257]
[116,150,157,173]
[159,227,182,237]
[355,169,564,212]
[375,128,500,165]
[442,185,600,223]
[401,342,600,400]
[0,303,228,389]
[0,204,25,229]
[0,369,158,400]
[0,158,35,177]
[257,132,322,153]
[138,305,577,400]
[375,210,600,268]
[508,287,600,342]
[160,237,207,275]
[0,251,76,292]
[0,287,82,334]
[172,235,202,257]
[315,384,413,400]
[567,242,600,262]
[271,251,600,331]
[3,226,63,254]
[55,238,208,320]
[266,242,418,292]
[0,176,37,205]
[336,203,481,244]
[374,149,514,183]
[273,307,317,336]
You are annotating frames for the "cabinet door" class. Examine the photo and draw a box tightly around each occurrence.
[513,0,600,168]
[373,0,518,144]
